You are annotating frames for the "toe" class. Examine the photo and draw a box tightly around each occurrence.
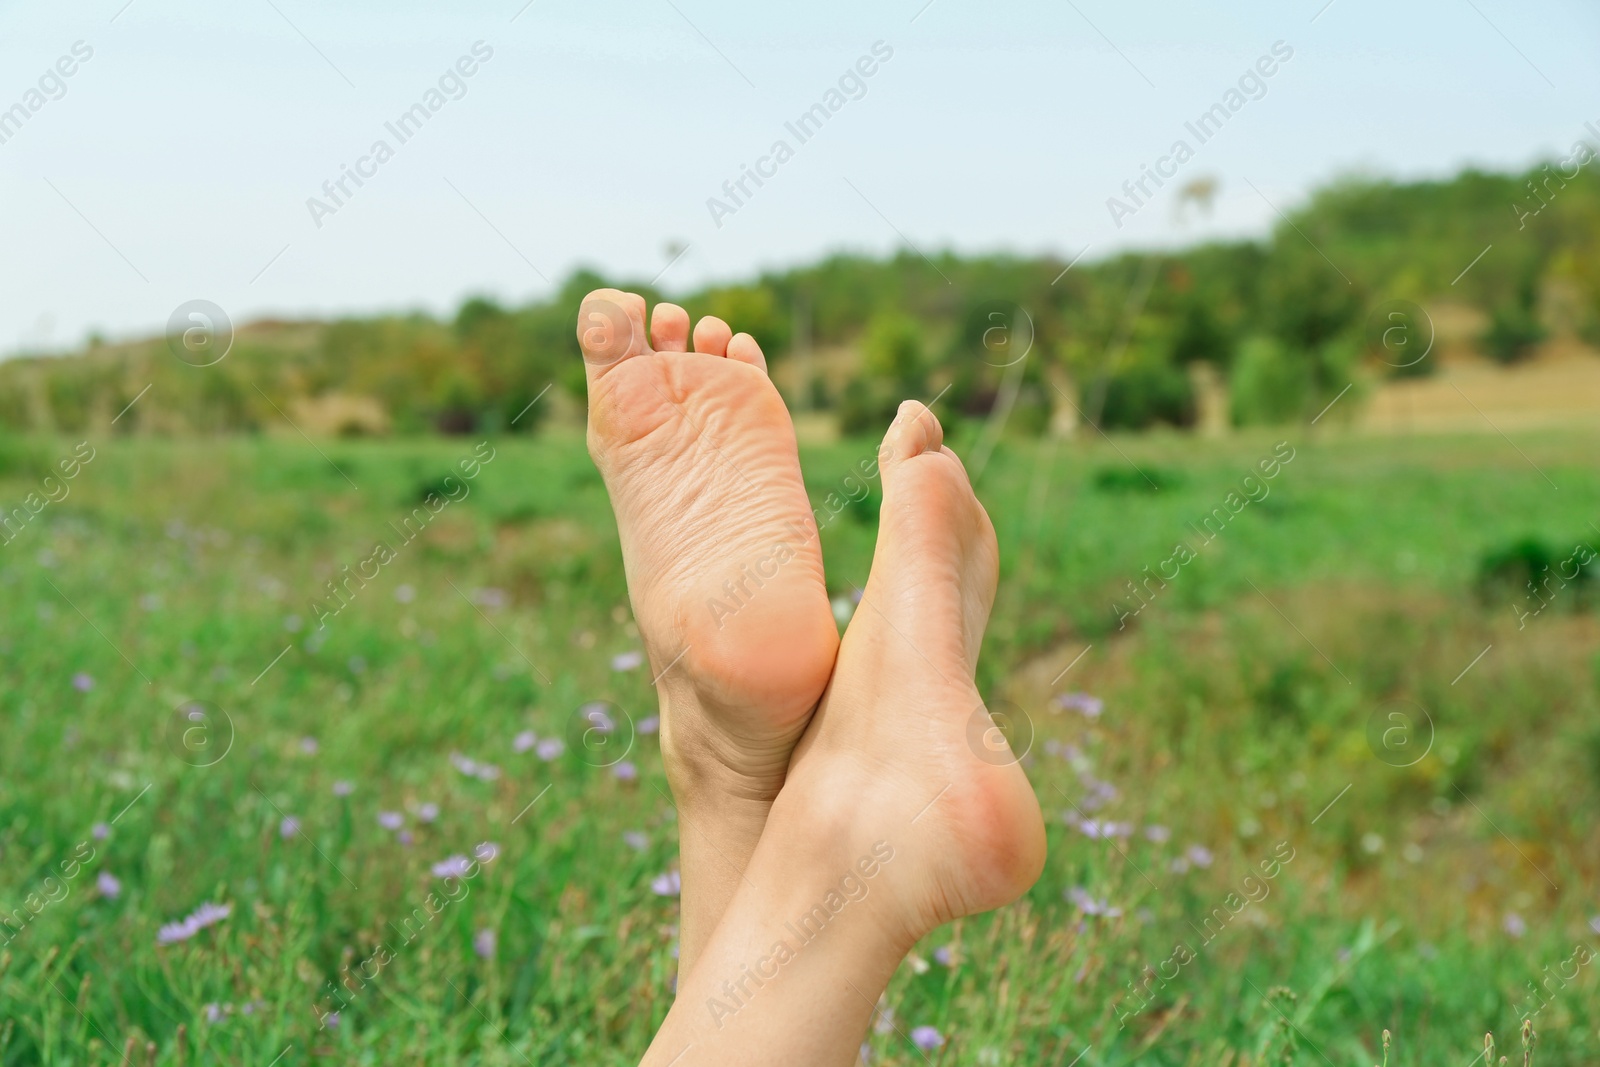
[726,332,767,373]
[577,289,647,374]
[692,315,733,357]
[880,400,943,464]
[938,445,968,476]
[650,303,690,352]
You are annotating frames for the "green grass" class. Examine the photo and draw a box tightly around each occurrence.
[0,425,1596,1065]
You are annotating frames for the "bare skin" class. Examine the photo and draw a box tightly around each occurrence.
[641,402,1047,1065]
[576,290,839,972]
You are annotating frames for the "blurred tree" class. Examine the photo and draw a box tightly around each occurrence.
[1481,274,1547,363]
[1230,336,1309,426]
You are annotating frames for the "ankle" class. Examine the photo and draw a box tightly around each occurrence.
[761,762,934,955]
[657,683,800,802]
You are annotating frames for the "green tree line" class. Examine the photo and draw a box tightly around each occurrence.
[3,158,1598,437]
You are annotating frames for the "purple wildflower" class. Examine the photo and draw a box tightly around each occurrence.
[332,780,354,796]
[378,811,404,831]
[92,822,110,841]
[397,830,414,846]
[1055,691,1104,719]
[638,715,660,736]
[1145,824,1171,843]
[299,736,319,755]
[613,761,638,782]
[97,872,122,899]
[451,752,500,780]
[473,841,500,864]
[204,1002,224,1024]
[910,1026,944,1051]
[323,1011,340,1029]
[513,730,537,753]
[1504,913,1527,938]
[279,816,301,839]
[536,737,565,761]
[1078,777,1119,812]
[157,902,231,945]
[474,928,497,959]
[651,870,681,897]
[1186,845,1214,868]
[611,650,644,671]
[1065,886,1122,917]
[933,945,954,967]
[473,587,508,609]
[72,672,94,692]
[623,830,649,851]
[417,802,439,823]
[432,855,471,879]
[1590,916,1600,936]
[394,584,416,603]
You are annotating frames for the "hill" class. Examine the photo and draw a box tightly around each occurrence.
[3,157,1598,438]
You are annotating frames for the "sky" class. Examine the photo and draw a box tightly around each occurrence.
[0,0,1596,356]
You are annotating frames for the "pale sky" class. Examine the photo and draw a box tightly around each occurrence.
[0,0,1595,356]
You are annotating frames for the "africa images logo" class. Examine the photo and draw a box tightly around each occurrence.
[705,41,895,228]
[1105,40,1294,228]
[305,42,495,228]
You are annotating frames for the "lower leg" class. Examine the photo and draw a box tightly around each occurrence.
[642,780,915,1067]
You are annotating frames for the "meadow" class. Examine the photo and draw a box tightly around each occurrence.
[0,422,1596,1065]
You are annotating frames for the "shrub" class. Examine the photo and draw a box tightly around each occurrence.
[1091,465,1181,493]
[1229,337,1309,426]
[1476,534,1597,608]
[1481,302,1546,363]
[1094,361,1196,431]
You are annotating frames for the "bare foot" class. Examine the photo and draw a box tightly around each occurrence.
[783,399,1046,945]
[576,289,838,965]
[639,403,1044,1067]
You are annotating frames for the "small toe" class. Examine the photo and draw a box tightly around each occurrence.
[577,289,647,373]
[650,303,690,352]
[692,316,733,357]
[726,332,767,373]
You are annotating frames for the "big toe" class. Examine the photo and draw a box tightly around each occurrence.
[880,399,944,466]
[576,289,647,375]
[873,401,997,662]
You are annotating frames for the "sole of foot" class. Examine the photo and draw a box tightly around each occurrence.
[780,400,1047,947]
[576,289,839,802]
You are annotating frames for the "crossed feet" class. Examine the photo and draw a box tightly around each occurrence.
[576,289,1046,1065]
